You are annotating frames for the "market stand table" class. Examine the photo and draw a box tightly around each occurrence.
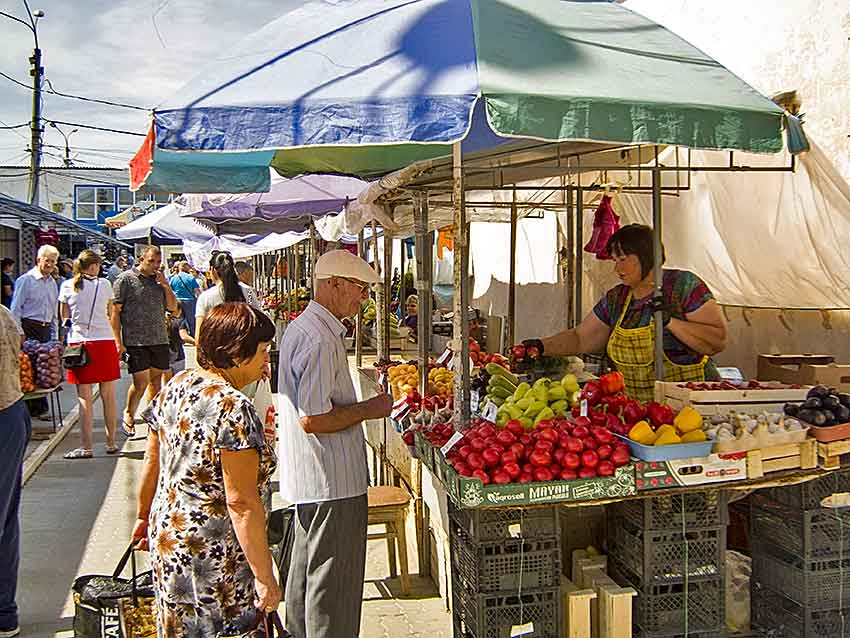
[23,384,63,437]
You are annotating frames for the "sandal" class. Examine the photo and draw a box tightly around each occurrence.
[106,443,119,455]
[64,448,92,460]
[121,416,136,438]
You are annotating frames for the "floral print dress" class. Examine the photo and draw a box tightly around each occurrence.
[143,369,277,638]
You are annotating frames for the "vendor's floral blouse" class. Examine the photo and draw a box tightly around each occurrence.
[143,369,276,638]
[593,269,719,378]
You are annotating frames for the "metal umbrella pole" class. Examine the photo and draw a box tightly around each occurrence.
[451,142,471,427]
[651,166,665,382]
[355,229,365,368]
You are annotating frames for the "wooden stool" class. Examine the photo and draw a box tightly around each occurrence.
[367,485,411,595]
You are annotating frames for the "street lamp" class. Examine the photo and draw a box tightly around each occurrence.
[49,122,77,167]
[0,4,44,204]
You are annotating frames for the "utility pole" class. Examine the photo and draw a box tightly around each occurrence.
[28,43,43,204]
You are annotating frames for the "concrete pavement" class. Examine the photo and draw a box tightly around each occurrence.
[18,374,451,637]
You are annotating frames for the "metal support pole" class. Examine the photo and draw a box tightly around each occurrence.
[355,230,364,367]
[28,46,43,205]
[372,220,386,361]
[451,142,470,427]
[414,193,432,396]
[651,167,665,382]
[565,185,575,328]
[382,219,393,360]
[507,192,518,347]
[575,184,583,323]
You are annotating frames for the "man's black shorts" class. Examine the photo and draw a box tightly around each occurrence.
[126,344,170,374]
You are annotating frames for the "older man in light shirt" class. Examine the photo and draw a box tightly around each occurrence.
[277,250,393,638]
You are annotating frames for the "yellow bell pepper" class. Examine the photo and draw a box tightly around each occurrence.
[655,429,683,445]
[681,429,707,443]
[674,406,704,433]
[629,420,657,446]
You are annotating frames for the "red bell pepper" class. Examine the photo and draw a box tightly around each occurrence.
[599,371,625,395]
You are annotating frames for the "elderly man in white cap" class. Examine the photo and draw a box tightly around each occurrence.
[277,250,393,638]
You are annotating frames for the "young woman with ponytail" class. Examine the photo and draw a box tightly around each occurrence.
[58,250,120,458]
[195,251,261,341]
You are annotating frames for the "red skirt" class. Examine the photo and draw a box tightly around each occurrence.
[66,339,121,385]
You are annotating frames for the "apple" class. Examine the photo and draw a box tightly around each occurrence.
[482,447,502,468]
[501,450,519,465]
[535,440,554,453]
[560,468,578,481]
[506,420,525,436]
[564,437,583,454]
[597,460,615,477]
[597,444,612,460]
[522,462,534,474]
[533,467,553,482]
[582,437,598,451]
[549,463,562,476]
[503,462,522,479]
[581,450,599,468]
[467,452,485,470]
[579,467,597,479]
[553,448,567,464]
[563,452,581,470]
[518,472,534,483]
[510,442,526,460]
[538,428,559,443]
[472,469,491,484]
[497,430,517,447]
[454,462,472,476]
[573,425,590,439]
[492,470,512,484]
[529,450,552,467]
[611,446,630,467]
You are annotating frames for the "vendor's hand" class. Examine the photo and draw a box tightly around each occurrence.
[131,517,149,551]
[154,270,169,287]
[367,393,394,419]
[521,338,544,359]
[648,297,673,326]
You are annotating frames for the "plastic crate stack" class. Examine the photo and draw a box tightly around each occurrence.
[606,493,728,638]
[751,469,850,637]
[448,504,563,638]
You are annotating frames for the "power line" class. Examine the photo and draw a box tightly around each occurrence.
[42,78,150,112]
[0,121,29,130]
[45,120,146,137]
[0,118,29,141]
[0,70,30,90]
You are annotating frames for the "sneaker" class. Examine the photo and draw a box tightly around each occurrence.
[0,626,20,638]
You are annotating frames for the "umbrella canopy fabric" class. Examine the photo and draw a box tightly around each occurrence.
[177,173,369,234]
[131,0,784,193]
[183,233,309,272]
[116,203,214,242]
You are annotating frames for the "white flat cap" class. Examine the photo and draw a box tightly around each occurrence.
[315,249,379,284]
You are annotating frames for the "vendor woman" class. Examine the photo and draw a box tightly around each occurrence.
[539,224,727,401]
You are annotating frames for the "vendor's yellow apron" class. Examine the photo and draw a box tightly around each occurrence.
[606,291,708,402]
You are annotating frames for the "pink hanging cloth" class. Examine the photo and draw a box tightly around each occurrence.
[583,195,620,260]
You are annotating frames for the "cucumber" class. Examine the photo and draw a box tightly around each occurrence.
[485,363,519,386]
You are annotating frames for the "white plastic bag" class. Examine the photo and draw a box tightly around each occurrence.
[253,378,277,446]
[726,550,751,632]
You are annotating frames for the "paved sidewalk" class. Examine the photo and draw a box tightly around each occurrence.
[18,374,451,637]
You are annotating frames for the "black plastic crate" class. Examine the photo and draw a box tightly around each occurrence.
[752,543,850,609]
[448,504,560,543]
[452,585,562,638]
[761,468,850,510]
[610,492,728,531]
[450,523,561,593]
[607,518,726,586]
[752,584,850,637]
[750,499,850,561]
[609,561,725,636]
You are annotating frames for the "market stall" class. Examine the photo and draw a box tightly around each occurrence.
[126,1,845,636]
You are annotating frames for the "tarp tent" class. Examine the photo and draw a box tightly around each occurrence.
[115,203,214,243]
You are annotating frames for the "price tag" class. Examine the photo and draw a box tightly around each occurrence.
[378,372,387,388]
[580,399,588,417]
[508,523,522,538]
[510,623,535,637]
[437,348,453,365]
[440,431,464,456]
[482,400,499,423]
[471,389,480,413]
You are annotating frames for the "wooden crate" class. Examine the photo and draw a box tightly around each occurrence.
[562,576,596,638]
[746,439,818,479]
[584,567,636,638]
[655,381,809,416]
[818,439,850,469]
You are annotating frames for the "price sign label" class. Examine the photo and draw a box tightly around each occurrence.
[580,399,588,417]
[482,400,499,423]
[508,523,522,538]
[437,348,453,365]
[378,372,387,388]
[510,623,535,637]
[470,389,480,413]
[440,431,464,456]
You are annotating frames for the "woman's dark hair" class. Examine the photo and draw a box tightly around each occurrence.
[605,224,666,280]
[210,251,245,303]
[72,249,102,292]
[1,258,13,270]
[197,302,274,369]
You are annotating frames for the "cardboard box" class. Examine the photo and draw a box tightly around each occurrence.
[633,453,747,490]
[757,354,850,391]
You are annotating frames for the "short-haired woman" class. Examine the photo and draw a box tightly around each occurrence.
[535,224,727,401]
[132,303,280,635]
[59,250,120,458]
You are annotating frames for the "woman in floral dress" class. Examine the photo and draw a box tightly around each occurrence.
[132,303,279,637]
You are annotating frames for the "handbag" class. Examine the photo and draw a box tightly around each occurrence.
[72,542,156,638]
[267,505,296,597]
[218,611,287,638]
[63,279,101,369]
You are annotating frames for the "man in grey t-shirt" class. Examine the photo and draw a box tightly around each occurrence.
[111,246,177,436]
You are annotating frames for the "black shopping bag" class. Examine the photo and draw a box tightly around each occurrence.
[267,506,296,596]
[72,543,156,638]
